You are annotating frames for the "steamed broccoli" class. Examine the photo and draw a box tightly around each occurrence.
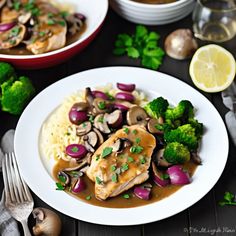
[144,96,169,119]
[163,142,190,164]
[0,62,16,84]
[188,118,204,139]
[164,124,199,151]
[1,76,35,115]
[165,100,194,128]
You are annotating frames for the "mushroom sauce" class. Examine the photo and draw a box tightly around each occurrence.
[0,0,86,55]
[41,84,203,208]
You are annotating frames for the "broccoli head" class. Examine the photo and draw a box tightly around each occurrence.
[163,142,190,164]
[0,62,16,84]
[164,124,199,151]
[165,100,194,128]
[144,96,169,119]
[1,76,35,115]
[188,118,203,139]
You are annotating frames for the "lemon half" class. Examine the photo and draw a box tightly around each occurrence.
[189,44,236,93]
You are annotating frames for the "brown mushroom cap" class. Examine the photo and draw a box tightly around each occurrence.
[93,128,104,145]
[76,121,92,136]
[18,11,32,24]
[126,106,148,126]
[164,29,198,60]
[94,114,111,134]
[83,131,98,147]
[155,149,172,167]
[147,118,164,134]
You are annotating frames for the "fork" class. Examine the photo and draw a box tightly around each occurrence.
[2,152,34,236]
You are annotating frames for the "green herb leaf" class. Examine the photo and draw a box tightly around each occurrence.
[111,173,118,183]
[101,147,113,158]
[111,165,116,172]
[96,176,103,185]
[135,25,148,39]
[121,163,129,172]
[95,155,100,161]
[139,156,146,164]
[123,127,129,134]
[126,47,140,58]
[98,101,106,110]
[58,175,66,183]
[132,129,137,135]
[130,145,143,154]
[123,194,130,199]
[56,182,65,190]
[127,156,134,163]
[71,146,79,153]
[86,195,92,200]
[135,137,141,144]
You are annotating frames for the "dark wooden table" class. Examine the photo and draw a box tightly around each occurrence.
[1,8,236,236]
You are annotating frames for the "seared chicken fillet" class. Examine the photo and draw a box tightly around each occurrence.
[86,125,156,200]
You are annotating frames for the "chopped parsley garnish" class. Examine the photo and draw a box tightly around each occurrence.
[135,137,141,144]
[47,19,55,25]
[86,195,92,200]
[121,163,129,172]
[9,39,16,45]
[139,156,146,164]
[130,145,143,154]
[95,155,100,161]
[101,147,113,158]
[132,129,137,135]
[56,182,65,191]
[96,176,102,185]
[88,115,95,123]
[71,146,79,153]
[123,127,129,134]
[39,31,46,37]
[13,2,21,11]
[98,116,104,123]
[111,173,118,183]
[10,27,21,37]
[58,20,66,27]
[127,156,134,163]
[98,101,106,110]
[161,173,169,180]
[48,13,54,18]
[123,194,130,199]
[82,122,87,128]
[219,192,236,206]
[111,165,116,172]
[58,175,66,183]
[105,92,115,101]
[60,11,69,18]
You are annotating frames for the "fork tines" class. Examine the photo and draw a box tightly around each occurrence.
[2,152,33,204]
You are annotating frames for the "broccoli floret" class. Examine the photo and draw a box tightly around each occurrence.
[164,124,199,151]
[188,118,203,139]
[0,62,16,84]
[1,76,35,115]
[144,96,169,119]
[165,100,194,128]
[163,142,190,164]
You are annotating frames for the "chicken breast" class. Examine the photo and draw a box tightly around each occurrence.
[86,125,156,200]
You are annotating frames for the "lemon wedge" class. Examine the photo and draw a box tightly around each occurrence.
[189,44,236,93]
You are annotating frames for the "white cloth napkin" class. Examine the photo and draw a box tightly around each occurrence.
[0,130,20,236]
[222,82,236,146]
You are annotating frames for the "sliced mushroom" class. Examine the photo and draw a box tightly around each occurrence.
[126,106,148,126]
[83,131,98,147]
[84,141,95,153]
[93,128,104,145]
[85,87,94,107]
[76,121,92,136]
[147,118,164,134]
[104,110,123,128]
[93,98,108,114]
[155,149,172,167]
[63,155,91,172]
[18,11,32,24]
[111,138,122,152]
[191,152,202,165]
[94,114,111,134]
[0,23,26,49]
[0,0,6,9]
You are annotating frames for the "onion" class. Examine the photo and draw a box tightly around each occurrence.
[65,144,87,159]
[74,13,86,22]
[167,165,191,185]
[115,92,134,102]
[134,184,152,200]
[72,177,86,193]
[69,110,87,125]
[91,90,109,100]
[152,162,170,187]
[0,22,16,32]
[117,83,136,92]
[113,103,129,111]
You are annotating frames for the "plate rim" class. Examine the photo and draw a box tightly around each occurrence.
[14,66,229,226]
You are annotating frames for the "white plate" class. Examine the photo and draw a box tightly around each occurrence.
[15,66,229,226]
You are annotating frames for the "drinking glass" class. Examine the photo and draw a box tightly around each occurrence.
[192,0,236,42]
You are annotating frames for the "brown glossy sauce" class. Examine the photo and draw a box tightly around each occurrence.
[53,159,197,208]
[0,24,86,55]
[132,0,177,4]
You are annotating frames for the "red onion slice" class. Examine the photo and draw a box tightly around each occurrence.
[134,184,152,200]
[68,110,87,125]
[117,83,136,92]
[66,144,87,159]
[0,22,16,32]
[167,165,191,185]
[115,92,134,102]
[113,103,129,111]
[152,162,170,187]
[92,90,109,100]
[72,177,86,193]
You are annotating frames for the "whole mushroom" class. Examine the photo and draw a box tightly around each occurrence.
[164,29,198,60]
[32,207,62,236]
